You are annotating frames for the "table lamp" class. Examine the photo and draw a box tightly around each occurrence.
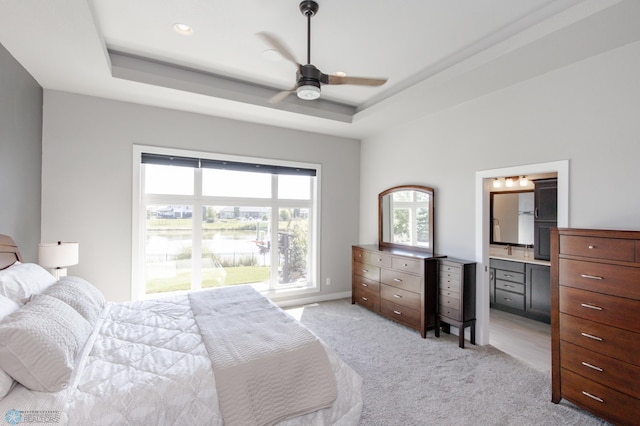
[38,241,79,279]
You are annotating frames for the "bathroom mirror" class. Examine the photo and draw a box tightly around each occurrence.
[490,191,534,246]
[379,185,434,253]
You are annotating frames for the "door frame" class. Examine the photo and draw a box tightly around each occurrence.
[474,160,569,345]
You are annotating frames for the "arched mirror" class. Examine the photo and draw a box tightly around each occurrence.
[379,185,434,253]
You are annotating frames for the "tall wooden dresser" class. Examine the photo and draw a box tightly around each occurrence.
[352,245,439,338]
[551,228,640,425]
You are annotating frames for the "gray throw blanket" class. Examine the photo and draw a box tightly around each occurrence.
[189,286,337,426]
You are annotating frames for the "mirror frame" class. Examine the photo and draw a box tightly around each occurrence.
[489,190,534,247]
[379,185,434,253]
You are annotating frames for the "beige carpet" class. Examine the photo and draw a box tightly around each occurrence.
[296,298,611,426]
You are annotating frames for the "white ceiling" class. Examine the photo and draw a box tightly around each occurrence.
[1,0,638,138]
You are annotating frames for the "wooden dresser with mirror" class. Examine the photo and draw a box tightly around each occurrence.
[352,185,475,342]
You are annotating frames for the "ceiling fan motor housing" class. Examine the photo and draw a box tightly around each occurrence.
[297,64,323,88]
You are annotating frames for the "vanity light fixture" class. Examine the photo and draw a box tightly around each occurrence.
[519,176,529,187]
[505,177,514,188]
[493,178,502,188]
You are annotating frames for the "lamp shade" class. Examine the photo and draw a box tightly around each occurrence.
[38,242,79,268]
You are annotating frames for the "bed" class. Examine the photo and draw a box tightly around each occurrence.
[0,235,363,425]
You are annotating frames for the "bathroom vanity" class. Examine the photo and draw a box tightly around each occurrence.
[489,253,550,323]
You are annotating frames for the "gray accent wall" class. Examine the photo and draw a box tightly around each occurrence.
[41,91,360,302]
[0,43,42,262]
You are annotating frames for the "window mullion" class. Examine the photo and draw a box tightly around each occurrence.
[192,168,203,291]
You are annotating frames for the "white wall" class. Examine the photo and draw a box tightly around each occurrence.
[361,39,640,254]
[41,92,360,302]
[360,40,640,340]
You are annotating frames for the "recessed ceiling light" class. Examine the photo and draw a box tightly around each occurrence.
[173,23,193,35]
[262,49,283,62]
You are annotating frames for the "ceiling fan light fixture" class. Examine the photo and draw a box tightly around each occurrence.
[297,84,321,100]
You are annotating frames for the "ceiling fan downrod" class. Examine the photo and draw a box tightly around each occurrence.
[299,1,318,65]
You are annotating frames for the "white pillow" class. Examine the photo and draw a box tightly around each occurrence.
[42,276,106,325]
[0,294,20,321]
[0,369,15,398]
[0,294,92,392]
[0,263,57,305]
[0,295,20,399]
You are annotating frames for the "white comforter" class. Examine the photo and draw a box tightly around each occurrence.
[0,292,362,425]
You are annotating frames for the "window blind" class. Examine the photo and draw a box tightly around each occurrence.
[141,153,316,176]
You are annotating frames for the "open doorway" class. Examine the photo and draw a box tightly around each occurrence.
[473,161,569,366]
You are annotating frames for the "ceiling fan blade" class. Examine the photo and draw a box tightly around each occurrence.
[256,32,301,68]
[325,74,387,86]
[269,87,297,104]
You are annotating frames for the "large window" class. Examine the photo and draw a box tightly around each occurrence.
[132,147,319,299]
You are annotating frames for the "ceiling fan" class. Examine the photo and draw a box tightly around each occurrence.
[258,0,388,104]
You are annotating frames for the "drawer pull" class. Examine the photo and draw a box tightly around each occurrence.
[581,391,604,403]
[393,294,402,299]
[361,297,368,301]
[504,284,515,288]
[503,298,513,302]
[403,263,408,267]
[503,274,514,278]
[580,303,603,311]
[580,274,603,280]
[581,362,603,372]
[393,278,403,282]
[588,245,596,249]
[581,332,603,341]
[362,269,369,273]
[393,310,402,315]
[361,283,368,287]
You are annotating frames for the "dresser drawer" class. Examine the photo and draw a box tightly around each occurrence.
[440,261,461,275]
[559,258,640,301]
[560,368,639,425]
[353,285,380,312]
[364,251,392,268]
[495,289,525,311]
[560,286,639,333]
[440,288,460,299]
[439,305,461,321]
[559,313,640,365]
[392,256,422,274]
[561,340,640,399]
[495,279,524,295]
[560,235,635,262]
[353,261,380,282]
[352,274,380,293]
[381,299,421,329]
[439,293,461,311]
[352,247,365,263]
[381,284,421,311]
[495,269,525,284]
[381,268,421,293]
[439,272,461,293]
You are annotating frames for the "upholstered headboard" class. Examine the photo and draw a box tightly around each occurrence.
[0,234,23,270]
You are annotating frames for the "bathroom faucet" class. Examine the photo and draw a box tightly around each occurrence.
[505,245,512,255]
